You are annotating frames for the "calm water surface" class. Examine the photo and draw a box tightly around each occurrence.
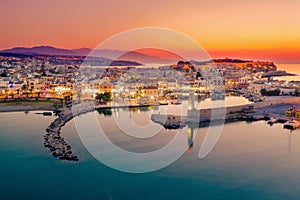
[276,63,300,81]
[1,97,300,199]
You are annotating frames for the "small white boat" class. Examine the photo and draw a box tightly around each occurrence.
[267,117,278,124]
[159,100,169,105]
[170,99,182,105]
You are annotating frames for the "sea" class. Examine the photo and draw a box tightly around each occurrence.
[1,64,300,200]
[276,63,300,81]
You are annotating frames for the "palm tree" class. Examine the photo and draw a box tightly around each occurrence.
[37,90,41,99]
[64,95,71,104]
[10,92,14,100]
[29,89,33,98]
[24,91,29,99]
[59,98,64,107]
[16,88,20,97]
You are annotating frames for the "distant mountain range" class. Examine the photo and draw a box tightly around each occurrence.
[0,46,176,64]
[1,46,76,56]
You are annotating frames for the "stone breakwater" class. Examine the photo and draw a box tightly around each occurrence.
[44,109,79,161]
[44,102,96,161]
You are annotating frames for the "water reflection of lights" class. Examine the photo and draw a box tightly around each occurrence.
[115,109,120,118]
[187,127,194,151]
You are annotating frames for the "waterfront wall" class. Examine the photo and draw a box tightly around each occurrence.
[187,104,251,118]
[187,97,300,119]
[252,97,300,109]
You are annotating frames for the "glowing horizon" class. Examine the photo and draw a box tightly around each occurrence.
[1,0,299,63]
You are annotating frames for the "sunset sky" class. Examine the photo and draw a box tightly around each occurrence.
[1,0,300,63]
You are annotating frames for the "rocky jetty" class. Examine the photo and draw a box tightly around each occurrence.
[44,108,78,161]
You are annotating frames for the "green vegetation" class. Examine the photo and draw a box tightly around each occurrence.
[95,92,112,102]
[260,88,281,96]
[295,89,300,96]
[0,71,8,77]
[53,101,61,109]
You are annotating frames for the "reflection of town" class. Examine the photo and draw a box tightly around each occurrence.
[97,105,196,151]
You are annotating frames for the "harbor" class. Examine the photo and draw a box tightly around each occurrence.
[151,96,300,130]
[4,96,300,200]
[43,96,300,161]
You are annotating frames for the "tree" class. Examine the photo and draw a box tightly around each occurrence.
[24,91,29,99]
[37,91,41,99]
[295,89,300,96]
[260,88,267,96]
[196,71,202,79]
[53,102,61,109]
[260,88,280,96]
[64,95,71,104]
[0,71,7,77]
[10,92,14,99]
[272,88,281,96]
[22,84,27,91]
[59,98,64,107]
[16,89,20,95]
[95,92,112,103]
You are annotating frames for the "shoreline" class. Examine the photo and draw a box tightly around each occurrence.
[39,96,300,161]
[1,96,299,113]
[0,101,56,112]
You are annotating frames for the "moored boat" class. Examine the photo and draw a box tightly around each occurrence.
[159,100,169,105]
[267,117,278,125]
[169,99,182,105]
[283,120,300,130]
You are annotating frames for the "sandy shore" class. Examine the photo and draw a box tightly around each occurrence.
[0,101,56,112]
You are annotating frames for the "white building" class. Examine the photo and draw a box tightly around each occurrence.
[249,81,271,94]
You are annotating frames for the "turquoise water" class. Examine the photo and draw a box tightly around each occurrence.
[1,108,300,199]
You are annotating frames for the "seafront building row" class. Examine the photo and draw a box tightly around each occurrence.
[0,55,300,104]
